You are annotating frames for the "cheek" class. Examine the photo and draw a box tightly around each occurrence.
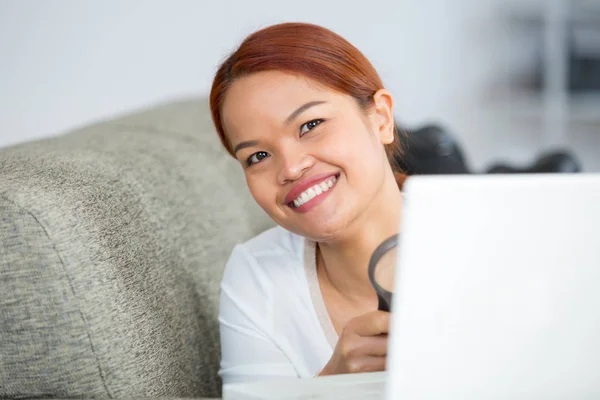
[246,175,276,212]
[325,122,382,171]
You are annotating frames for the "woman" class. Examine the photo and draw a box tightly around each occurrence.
[210,22,405,384]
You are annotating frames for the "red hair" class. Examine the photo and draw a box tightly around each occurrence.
[209,22,406,188]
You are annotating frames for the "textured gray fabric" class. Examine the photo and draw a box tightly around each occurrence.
[0,98,272,398]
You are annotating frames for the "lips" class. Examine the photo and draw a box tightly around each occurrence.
[284,172,340,206]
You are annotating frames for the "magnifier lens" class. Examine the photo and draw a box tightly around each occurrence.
[373,246,397,293]
[368,234,399,312]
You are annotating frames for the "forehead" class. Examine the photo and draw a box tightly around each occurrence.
[221,71,349,139]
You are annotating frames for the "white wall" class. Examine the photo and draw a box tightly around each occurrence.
[1,0,598,171]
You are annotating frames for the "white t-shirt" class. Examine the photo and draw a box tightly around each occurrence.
[218,226,339,385]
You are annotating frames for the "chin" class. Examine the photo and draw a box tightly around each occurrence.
[290,218,350,243]
[271,196,356,241]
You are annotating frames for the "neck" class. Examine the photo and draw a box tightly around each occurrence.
[317,175,403,303]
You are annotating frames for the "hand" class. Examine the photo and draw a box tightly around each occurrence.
[318,310,390,376]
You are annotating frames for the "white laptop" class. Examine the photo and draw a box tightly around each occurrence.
[224,174,600,400]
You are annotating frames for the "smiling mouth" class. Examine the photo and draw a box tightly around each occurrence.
[288,174,340,209]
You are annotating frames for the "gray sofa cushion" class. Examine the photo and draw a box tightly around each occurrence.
[0,98,271,398]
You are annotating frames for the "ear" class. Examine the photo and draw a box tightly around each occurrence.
[371,89,395,145]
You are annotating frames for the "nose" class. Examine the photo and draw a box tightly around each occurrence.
[277,143,313,185]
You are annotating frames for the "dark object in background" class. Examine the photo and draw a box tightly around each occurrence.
[486,150,582,173]
[529,24,600,93]
[569,39,600,92]
[509,4,600,93]
[567,15,600,92]
[396,124,582,175]
[396,124,470,175]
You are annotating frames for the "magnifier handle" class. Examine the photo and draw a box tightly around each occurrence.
[377,292,392,312]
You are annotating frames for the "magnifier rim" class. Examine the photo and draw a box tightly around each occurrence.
[368,234,398,300]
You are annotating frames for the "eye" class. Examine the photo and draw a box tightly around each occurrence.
[300,119,324,136]
[246,151,270,167]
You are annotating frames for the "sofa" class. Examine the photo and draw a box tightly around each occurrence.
[0,98,272,399]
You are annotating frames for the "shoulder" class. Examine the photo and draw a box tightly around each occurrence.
[220,226,311,329]
[243,225,304,260]
[222,226,306,288]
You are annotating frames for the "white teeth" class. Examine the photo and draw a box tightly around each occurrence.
[292,175,338,208]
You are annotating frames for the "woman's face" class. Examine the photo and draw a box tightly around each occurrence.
[221,70,395,241]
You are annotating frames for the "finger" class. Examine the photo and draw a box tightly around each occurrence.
[346,355,387,374]
[351,310,391,337]
[346,334,387,358]
[359,334,388,357]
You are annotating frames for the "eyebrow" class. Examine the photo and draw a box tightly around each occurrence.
[284,100,327,126]
[233,100,327,154]
[233,140,259,154]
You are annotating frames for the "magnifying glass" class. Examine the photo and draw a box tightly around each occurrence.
[368,234,399,312]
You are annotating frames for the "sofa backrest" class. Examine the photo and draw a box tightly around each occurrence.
[0,98,271,398]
